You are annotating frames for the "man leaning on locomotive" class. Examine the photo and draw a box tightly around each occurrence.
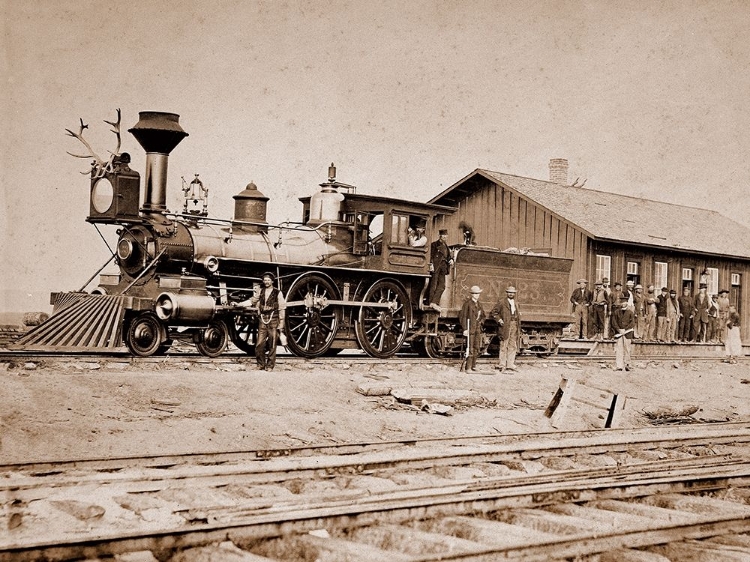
[235,272,287,371]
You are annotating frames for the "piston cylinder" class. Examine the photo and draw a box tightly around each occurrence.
[155,292,216,323]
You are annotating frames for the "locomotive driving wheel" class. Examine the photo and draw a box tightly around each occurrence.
[355,279,411,358]
[231,313,257,355]
[126,313,165,357]
[285,273,340,358]
[196,320,229,358]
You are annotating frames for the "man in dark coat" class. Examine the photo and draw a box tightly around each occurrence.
[459,285,486,371]
[490,286,521,372]
[693,284,711,342]
[611,297,635,371]
[569,279,591,339]
[677,286,695,341]
[427,229,453,313]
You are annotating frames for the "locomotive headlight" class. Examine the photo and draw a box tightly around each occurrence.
[203,255,219,273]
[91,177,115,214]
[117,238,134,261]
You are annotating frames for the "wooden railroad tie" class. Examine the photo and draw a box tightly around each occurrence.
[544,377,626,429]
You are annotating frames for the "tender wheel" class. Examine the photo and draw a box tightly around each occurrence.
[285,273,340,358]
[422,335,444,358]
[231,313,257,355]
[126,313,165,357]
[196,320,229,358]
[355,279,411,358]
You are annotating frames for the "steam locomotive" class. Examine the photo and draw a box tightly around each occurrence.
[15,111,573,358]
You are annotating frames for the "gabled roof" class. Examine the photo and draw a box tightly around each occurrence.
[429,169,750,260]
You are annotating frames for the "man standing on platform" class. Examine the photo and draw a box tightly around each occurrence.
[678,286,695,342]
[570,279,591,339]
[491,286,521,372]
[460,285,486,372]
[633,284,647,339]
[612,297,635,371]
[427,229,453,313]
[591,280,608,341]
[717,289,731,344]
[693,284,711,342]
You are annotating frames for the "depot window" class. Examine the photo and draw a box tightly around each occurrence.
[654,261,668,290]
[706,267,719,295]
[596,255,611,283]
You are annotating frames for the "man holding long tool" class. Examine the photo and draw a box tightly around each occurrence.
[459,285,486,371]
[611,296,635,372]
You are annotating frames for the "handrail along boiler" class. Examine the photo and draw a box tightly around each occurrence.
[19,110,573,358]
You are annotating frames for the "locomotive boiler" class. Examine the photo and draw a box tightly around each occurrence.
[15,110,574,359]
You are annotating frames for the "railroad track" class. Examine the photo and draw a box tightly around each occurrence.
[0,348,742,367]
[3,422,750,561]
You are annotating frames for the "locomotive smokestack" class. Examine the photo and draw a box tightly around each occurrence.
[128,112,188,214]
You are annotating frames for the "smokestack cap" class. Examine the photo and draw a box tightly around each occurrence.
[129,111,188,154]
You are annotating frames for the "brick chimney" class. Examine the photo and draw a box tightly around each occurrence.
[549,158,568,186]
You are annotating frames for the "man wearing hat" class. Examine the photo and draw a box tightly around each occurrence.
[601,277,612,336]
[611,296,635,371]
[569,279,591,339]
[655,287,669,342]
[459,285,486,371]
[717,289,730,344]
[250,271,286,370]
[677,287,695,342]
[633,284,646,339]
[490,285,522,372]
[591,280,608,341]
[667,289,680,343]
[693,284,711,342]
[427,229,453,313]
[644,285,658,342]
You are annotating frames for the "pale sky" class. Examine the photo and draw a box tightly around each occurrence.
[2,0,749,312]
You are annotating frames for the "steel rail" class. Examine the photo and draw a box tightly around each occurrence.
[2,457,750,561]
[2,421,749,476]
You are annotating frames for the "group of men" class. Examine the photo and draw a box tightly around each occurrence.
[571,278,735,345]
[458,284,522,373]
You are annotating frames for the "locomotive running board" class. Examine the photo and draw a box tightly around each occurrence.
[10,293,127,352]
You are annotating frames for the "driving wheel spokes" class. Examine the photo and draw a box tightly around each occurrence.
[285,273,340,358]
[231,313,257,355]
[355,280,411,358]
[196,320,229,358]
[126,313,164,357]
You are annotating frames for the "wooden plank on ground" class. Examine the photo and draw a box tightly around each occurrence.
[295,533,413,561]
[425,516,561,549]
[649,539,750,561]
[599,549,671,562]
[169,541,275,561]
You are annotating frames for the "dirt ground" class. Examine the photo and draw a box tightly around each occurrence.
[1,355,749,464]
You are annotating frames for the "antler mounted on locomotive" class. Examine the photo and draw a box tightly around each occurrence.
[15,110,573,358]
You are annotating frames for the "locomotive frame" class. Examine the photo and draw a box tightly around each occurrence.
[14,110,574,359]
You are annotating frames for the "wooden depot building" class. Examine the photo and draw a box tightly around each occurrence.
[429,159,750,342]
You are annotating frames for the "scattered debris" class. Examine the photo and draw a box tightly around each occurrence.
[642,404,700,425]
[356,383,393,396]
[420,400,453,416]
[391,388,475,406]
[50,499,105,521]
[151,398,181,407]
